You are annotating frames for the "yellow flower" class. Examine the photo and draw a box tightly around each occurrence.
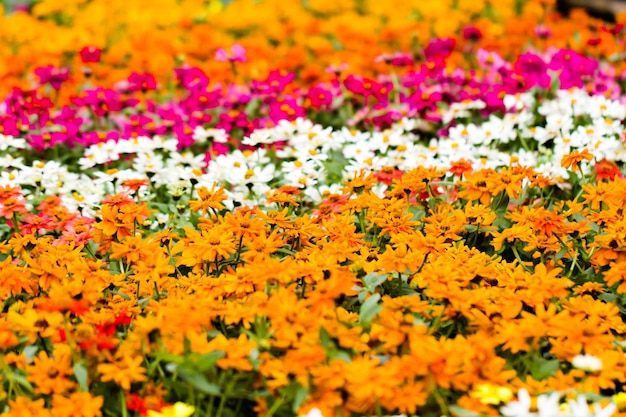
[470,384,514,405]
[612,392,626,409]
[147,402,195,417]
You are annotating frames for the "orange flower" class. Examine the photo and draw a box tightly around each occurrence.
[0,187,28,219]
[188,184,226,214]
[458,170,495,206]
[50,392,104,417]
[97,354,147,390]
[1,397,51,417]
[241,229,285,262]
[26,347,76,395]
[223,208,265,239]
[342,171,377,196]
[561,148,594,170]
[93,204,133,241]
[174,224,236,269]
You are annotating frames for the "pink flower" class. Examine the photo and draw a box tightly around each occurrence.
[79,46,102,63]
[477,49,508,71]
[215,44,247,63]
[514,52,551,89]
[423,38,456,60]
[374,52,414,67]
[34,65,70,90]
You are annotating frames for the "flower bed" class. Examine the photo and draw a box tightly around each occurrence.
[1,1,626,417]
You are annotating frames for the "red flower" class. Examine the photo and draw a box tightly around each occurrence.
[594,159,623,181]
[374,167,404,185]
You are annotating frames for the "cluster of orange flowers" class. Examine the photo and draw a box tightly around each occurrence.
[0,0,625,99]
[0,162,624,416]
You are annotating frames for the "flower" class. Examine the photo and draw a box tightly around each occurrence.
[215,44,247,63]
[97,354,147,391]
[79,46,102,63]
[470,384,514,405]
[34,65,70,90]
[147,402,195,417]
[572,354,603,372]
[500,389,560,417]
[300,408,324,417]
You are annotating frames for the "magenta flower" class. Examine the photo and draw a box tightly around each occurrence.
[0,116,21,136]
[122,114,164,138]
[514,52,551,89]
[374,52,414,67]
[127,72,157,92]
[251,70,294,95]
[28,131,66,151]
[424,38,456,60]
[268,98,305,123]
[72,88,126,117]
[549,49,598,89]
[79,46,102,63]
[215,44,247,63]
[462,26,482,41]
[307,85,335,110]
[174,66,210,92]
[34,65,70,90]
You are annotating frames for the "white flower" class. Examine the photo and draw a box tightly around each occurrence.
[565,395,616,417]
[194,127,229,143]
[536,391,561,417]
[501,388,533,417]
[0,134,26,150]
[343,143,375,162]
[504,93,535,111]
[242,129,276,146]
[167,151,206,170]
[300,408,324,417]
[81,139,120,166]
[572,354,603,372]
[592,401,617,417]
[501,389,562,417]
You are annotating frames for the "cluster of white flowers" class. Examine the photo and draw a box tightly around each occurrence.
[501,389,616,417]
[0,88,623,217]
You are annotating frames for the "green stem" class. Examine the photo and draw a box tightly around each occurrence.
[511,246,532,272]
[416,253,429,273]
[264,396,285,417]
[11,212,20,236]
[120,391,129,417]
[233,234,244,270]
[216,394,227,417]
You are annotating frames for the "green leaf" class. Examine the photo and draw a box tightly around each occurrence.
[554,247,568,262]
[362,272,388,292]
[328,350,352,363]
[152,351,185,365]
[491,192,510,212]
[110,290,131,301]
[73,361,89,391]
[598,293,616,303]
[23,345,38,362]
[178,370,221,395]
[9,372,33,391]
[292,384,309,412]
[195,351,225,372]
[449,405,487,417]
[319,326,335,349]
[359,293,381,323]
[530,358,559,381]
